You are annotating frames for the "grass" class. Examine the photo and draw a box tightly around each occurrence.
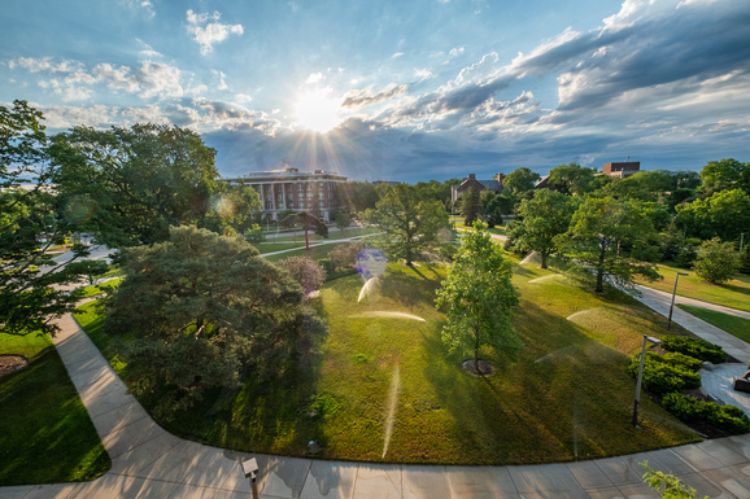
[75,257,699,465]
[678,304,750,343]
[80,277,123,297]
[636,262,750,312]
[257,228,380,254]
[0,332,110,485]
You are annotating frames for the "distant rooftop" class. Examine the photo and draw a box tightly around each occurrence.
[225,165,346,180]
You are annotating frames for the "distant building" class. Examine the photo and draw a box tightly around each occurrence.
[451,173,503,209]
[223,166,347,222]
[602,161,640,178]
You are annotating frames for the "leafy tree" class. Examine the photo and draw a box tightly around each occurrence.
[515,189,576,268]
[693,238,741,284]
[335,181,379,213]
[334,210,352,230]
[559,196,660,292]
[504,167,540,195]
[700,158,750,196]
[105,225,325,417]
[548,163,601,196]
[49,124,219,247]
[0,100,95,336]
[203,183,262,236]
[281,211,328,250]
[435,222,519,373]
[462,187,481,225]
[676,189,750,242]
[480,190,512,227]
[65,259,110,285]
[279,256,326,295]
[607,170,676,202]
[364,184,449,265]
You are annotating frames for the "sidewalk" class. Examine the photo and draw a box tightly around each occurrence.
[4,310,750,496]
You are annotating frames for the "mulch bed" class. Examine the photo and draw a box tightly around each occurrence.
[0,355,29,378]
[461,359,496,376]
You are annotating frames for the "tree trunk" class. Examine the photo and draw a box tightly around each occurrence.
[541,251,548,269]
[474,327,480,374]
[595,240,606,293]
[304,226,310,250]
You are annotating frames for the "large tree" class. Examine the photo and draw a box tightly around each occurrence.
[700,158,750,196]
[515,189,576,268]
[49,124,219,247]
[203,183,262,236]
[548,163,602,196]
[559,196,660,292]
[364,184,449,265]
[105,225,325,417]
[676,188,750,242]
[0,100,96,336]
[693,238,741,284]
[435,222,519,373]
[461,187,481,225]
[504,167,540,195]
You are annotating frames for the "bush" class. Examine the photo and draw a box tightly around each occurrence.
[661,392,750,435]
[329,242,364,273]
[661,335,726,363]
[243,224,264,243]
[694,237,741,284]
[628,353,701,394]
[278,256,326,295]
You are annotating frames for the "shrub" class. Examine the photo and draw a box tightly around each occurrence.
[243,224,264,243]
[661,392,750,435]
[318,258,336,277]
[279,256,326,295]
[628,353,701,394]
[693,237,741,284]
[661,335,726,363]
[329,242,364,273]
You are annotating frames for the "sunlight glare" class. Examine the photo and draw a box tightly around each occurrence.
[294,88,341,133]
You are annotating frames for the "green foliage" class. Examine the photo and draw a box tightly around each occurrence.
[335,181,379,213]
[676,189,750,242]
[480,190,512,227]
[105,225,325,417]
[334,210,352,230]
[547,163,602,195]
[516,189,576,268]
[49,123,219,247]
[503,167,540,195]
[0,100,98,336]
[693,237,741,284]
[660,335,726,363]
[661,393,750,435]
[203,183,262,236]
[435,222,519,366]
[328,241,364,273]
[243,223,264,243]
[700,158,750,196]
[628,352,701,394]
[558,195,661,292]
[461,187,481,225]
[279,256,326,295]
[641,461,708,499]
[364,183,449,264]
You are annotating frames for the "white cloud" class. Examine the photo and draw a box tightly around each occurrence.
[8,57,82,74]
[38,79,92,102]
[138,61,184,98]
[185,9,244,55]
[305,72,323,84]
[448,47,465,58]
[414,68,434,81]
[124,0,155,18]
[136,39,162,59]
[213,69,228,90]
[391,52,404,59]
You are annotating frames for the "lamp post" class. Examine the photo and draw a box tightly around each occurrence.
[666,272,689,331]
[241,457,260,499]
[632,335,662,427]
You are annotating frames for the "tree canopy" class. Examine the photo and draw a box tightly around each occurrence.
[676,188,750,242]
[547,163,602,196]
[436,222,519,372]
[503,167,540,195]
[515,189,576,268]
[693,238,741,284]
[700,158,750,196]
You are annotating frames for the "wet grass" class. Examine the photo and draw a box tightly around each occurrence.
[636,263,750,312]
[75,257,700,464]
[0,332,110,485]
[678,304,750,343]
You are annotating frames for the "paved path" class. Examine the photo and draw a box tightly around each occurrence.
[633,285,750,363]
[4,316,750,497]
[259,233,382,257]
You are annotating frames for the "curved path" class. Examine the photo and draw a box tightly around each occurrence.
[4,315,750,496]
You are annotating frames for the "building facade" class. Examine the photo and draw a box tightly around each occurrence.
[223,166,347,222]
[450,173,503,209]
[602,161,641,178]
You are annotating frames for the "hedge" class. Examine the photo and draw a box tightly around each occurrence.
[661,392,750,435]
[628,353,701,394]
[661,336,726,363]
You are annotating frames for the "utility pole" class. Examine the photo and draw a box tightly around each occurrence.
[667,272,689,331]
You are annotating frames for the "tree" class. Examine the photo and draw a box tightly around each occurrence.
[334,210,352,230]
[0,100,96,336]
[548,163,600,196]
[676,189,750,242]
[105,225,325,417]
[504,167,540,195]
[279,256,326,295]
[65,259,110,285]
[364,184,449,265]
[49,124,219,247]
[435,222,519,373]
[462,187,481,225]
[641,461,707,499]
[203,183,262,236]
[480,190,512,227]
[516,189,576,268]
[280,211,328,250]
[559,196,660,293]
[335,181,379,213]
[700,158,750,196]
[693,238,741,284]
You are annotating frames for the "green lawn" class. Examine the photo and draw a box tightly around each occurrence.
[258,228,380,255]
[80,277,124,297]
[75,258,699,464]
[0,332,110,485]
[636,263,750,312]
[678,304,750,343]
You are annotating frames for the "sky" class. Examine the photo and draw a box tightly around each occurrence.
[1,0,749,181]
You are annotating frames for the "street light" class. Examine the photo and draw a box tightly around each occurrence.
[241,457,260,499]
[667,272,689,331]
[632,335,662,427]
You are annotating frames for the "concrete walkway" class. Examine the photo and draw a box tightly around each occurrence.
[637,285,750,321]
[5,302,750,496]
[633,285,750,362]
[259,233,382,258]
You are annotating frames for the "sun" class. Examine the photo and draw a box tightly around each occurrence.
[293,88,341,133]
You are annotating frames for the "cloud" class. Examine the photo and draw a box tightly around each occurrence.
[38,79,92,102]
[448,47,464,58]
[391,52,404,59]
[305,72,323,84]
[342,84,408,108]
[213,69,228,91]
[8,57,82,73]
[136,39,162,59]
[185,9,244,55]
[414,68,434,81]
[124,0,155,18]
